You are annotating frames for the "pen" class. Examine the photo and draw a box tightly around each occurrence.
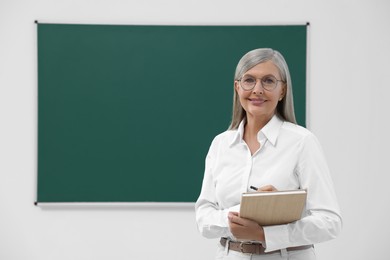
[250,186,258,191]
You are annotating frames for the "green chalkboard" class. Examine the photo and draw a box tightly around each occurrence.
[37,23,307,203]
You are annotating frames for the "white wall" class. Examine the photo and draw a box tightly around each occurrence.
[1,0,389,259]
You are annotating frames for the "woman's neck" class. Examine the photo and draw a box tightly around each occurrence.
[243,114,273,155]
[245,114,274,136]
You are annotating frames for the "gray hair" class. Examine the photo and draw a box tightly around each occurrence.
[228,48,297,130]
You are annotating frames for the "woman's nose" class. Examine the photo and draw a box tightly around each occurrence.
[252,80,264,94]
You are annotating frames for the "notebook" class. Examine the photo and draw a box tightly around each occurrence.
[239,189,307,226]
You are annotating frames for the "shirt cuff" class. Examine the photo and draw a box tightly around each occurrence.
[263,224,289,252]
[229,204,240,213]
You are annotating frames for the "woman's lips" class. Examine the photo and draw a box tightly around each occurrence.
[248,98,266,105]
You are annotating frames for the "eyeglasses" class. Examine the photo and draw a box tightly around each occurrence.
[237,75,284,91]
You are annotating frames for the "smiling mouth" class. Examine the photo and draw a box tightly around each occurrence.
[248,98,266,105]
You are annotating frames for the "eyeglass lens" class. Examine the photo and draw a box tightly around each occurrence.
[240,75,279,91]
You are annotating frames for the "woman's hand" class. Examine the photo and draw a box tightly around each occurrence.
[227,185,277,241]
[258,185,278,192]
[228,212,265,242]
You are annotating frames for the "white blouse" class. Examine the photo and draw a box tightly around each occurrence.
[195,115,342,252]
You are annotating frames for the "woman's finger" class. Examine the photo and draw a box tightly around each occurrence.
[229,213,247,226]
[258,185,277,192]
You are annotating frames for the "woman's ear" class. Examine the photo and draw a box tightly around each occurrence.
[234,81,240,93]
[279,83,287,100]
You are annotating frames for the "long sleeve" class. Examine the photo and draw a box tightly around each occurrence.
[195,137,239,239]
[263,133,342,252]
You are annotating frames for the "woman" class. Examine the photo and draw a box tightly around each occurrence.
[195,48,342,259]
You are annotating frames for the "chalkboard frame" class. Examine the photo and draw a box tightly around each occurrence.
[36,23,308,205]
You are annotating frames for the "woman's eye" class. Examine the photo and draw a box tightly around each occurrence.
[263,77,276,84]
[243,77,255,84]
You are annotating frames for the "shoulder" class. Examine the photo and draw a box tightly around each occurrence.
[280,121,315,139]
[206,128,239,155]
[210,129,237,146]
[280,122,325,156]
[279,121,321,147]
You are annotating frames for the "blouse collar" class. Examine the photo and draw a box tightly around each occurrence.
[229,114,284,147]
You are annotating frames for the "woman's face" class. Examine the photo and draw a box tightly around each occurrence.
[235,60,286,121]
